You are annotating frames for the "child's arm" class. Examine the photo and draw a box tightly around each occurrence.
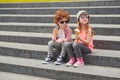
[78,28,92,44]
[52,28,58,41]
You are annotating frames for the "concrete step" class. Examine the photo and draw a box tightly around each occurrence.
[0,31,119,50]
[0,1,119,80]
[0,14,119,24]
[0,71,54,80]
[0,1,119,8]
[0,55,120,80]
[0,6,119,14]
[0,23,120,36]
[0,41,120,67]
[0,14,120,24]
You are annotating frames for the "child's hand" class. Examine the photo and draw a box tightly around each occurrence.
[74,28,80,40]
[52,29,58,42]
[56,39,64,43]
[52,37,56,42]
[74,40,77,43]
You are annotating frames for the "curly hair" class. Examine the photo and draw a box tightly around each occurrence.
[54,9,70,26]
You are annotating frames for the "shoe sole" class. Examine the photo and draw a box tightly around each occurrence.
[65,64,73,67]
[54,62,63,65]
[42,61,53,64]
[73,64,84,68]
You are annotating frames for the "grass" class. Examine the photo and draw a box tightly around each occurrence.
[0,0,83,3]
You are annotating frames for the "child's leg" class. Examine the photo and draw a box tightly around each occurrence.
[73,42,91,58]
[65,42,76,67]
[48,40,62,56]
[72,42,91,67]
[65,42,75,58]
[54,42,69,65]
[43,40,61,64]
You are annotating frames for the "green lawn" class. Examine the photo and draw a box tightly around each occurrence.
[0,0,83,3]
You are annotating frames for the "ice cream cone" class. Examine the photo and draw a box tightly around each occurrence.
[74,28,80,40]
[53,29,58,38]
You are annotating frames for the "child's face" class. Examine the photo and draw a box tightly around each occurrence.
[79,14,89,25]
[58,18,68,29]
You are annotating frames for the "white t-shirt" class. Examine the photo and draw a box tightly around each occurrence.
[58,29,65,39]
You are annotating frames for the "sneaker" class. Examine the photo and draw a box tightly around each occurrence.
[73,58,84,67]
[42,55,52,64]
[65,58,75,67]
[54,55,63,65]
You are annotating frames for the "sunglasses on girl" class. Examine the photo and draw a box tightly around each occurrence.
[59,20,69,24]
[80,15,89,19]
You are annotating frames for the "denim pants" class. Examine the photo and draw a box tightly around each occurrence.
[48,40,67,57]
[66,42,91,58]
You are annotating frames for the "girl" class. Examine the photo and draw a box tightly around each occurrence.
[66,10,94,67]
[42,9,72,65]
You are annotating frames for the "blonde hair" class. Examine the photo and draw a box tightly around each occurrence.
[77,11,94,35]
[77,24,94,35]
[77,18,94,35]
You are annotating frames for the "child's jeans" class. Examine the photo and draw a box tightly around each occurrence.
[65,42,91,58]
[48,40,67,57]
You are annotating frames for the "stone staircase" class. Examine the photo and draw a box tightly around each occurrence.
[0,0,120,80]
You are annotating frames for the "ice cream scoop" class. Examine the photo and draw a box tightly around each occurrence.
[74,28,80,40]
[53,29,58,38]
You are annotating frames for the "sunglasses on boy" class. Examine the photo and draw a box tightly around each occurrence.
[59,20,69,24]
[80,15,89,19]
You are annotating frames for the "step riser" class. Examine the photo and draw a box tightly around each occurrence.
[0,47,47,60]
[0,8,120,14]
[84,55,120,68]
[0,1,119,80]
[0,25,120,36]
[0,17,119,24]
[94,40,120,50]
[0,36,119,50]
[0,47,120,67]
[93,28,120,36]
[0,63,119,80]
[0,36,51,45]
[0,1,119,8]
[0,63,56,79]
[0,25,53,34]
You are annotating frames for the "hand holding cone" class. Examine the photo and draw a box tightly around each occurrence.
[53,29,58,41]
[74,28,80,40]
